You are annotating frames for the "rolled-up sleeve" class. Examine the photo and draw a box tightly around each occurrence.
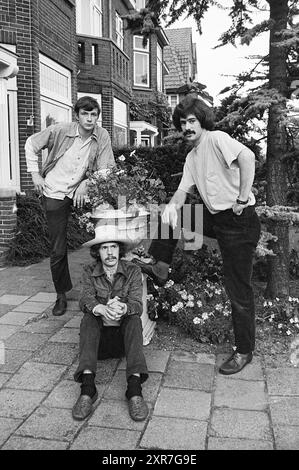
[25,125,55,173]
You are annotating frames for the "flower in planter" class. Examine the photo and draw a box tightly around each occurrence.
[78,153,166,232]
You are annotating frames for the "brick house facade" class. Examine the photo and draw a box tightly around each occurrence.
[0,0,169,259]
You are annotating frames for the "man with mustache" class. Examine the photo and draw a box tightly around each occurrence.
[25,96,115,317]
[135,95,261,375]
[72,226,148,422]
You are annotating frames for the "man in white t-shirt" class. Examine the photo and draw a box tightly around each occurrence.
[135,96,261,375]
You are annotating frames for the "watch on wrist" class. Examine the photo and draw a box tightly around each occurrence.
[236,198,249,205]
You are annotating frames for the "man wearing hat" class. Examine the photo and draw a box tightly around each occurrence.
[72,224,149,422]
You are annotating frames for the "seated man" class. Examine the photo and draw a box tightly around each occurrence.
[72,228,149,422]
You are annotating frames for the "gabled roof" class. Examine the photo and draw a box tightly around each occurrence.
[164,28,196,91]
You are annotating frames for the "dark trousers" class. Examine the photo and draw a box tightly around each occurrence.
[149,205,261,353]
[43,196,73,294]
[74,313,148,384]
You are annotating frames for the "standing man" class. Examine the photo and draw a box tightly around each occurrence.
[72,227,149,422]
[136,95,261,375]
[25,96,115,316]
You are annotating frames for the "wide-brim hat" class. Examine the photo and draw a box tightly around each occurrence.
[83,215,147,250]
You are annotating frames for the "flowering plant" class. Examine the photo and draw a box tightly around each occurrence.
[78,151,166,233]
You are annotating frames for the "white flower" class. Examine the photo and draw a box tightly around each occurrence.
[179,290,188,300]
[188,294,194,301]
[202,312,209,321]
[215,303,223,311]
[146,294,154,301]
[290,318,295,324]
[186,301,194,308]
[215,289,222,295]
[193,317,202,325]
[118,154,126,161]
[197,300,203,308]
[171,302,184,313]
[286,330,291,336]
[275,297,280,301]
[164,280,174,289]
[278,323,283,329]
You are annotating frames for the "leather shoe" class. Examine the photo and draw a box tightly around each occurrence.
[219,351,253,375]
[128,395,149,421]
[52,297,67,316]
[72,390,98,421]
[132,260,168,287]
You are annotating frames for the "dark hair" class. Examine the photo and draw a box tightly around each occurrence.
[74,96,101,116]
[90,242,126,261]
[173,96,215,131]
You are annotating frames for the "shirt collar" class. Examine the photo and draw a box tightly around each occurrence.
[92,259,128,278]
[66,122,98,141]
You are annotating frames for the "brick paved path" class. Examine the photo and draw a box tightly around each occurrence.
[0,247,298,450]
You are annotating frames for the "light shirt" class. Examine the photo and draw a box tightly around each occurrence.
[178,129,256,214]
[43,128,95,200]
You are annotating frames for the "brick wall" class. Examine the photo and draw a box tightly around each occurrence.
[0,190,17,265]
[0,0,77,192]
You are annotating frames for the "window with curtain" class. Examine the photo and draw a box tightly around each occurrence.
[116,12,124,50]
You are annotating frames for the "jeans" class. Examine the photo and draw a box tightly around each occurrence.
[149,205,261,353]
[43,196,73,294]
[74,313,148,384]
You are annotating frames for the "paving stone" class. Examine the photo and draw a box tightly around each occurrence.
[65,300,80,311]
[88,399,151,431]
[63,314,83,329]
[266,368,299,395]
[29,293,57,303]
[70,426,141,450]
[210,408,272,440]
[270,396,299,426]
[140,416,207,450]
[216,354,264,381]
[16,407,83,442]
[5,362,67,391]
[0,305,12,317]
[154,388,211,420]
[163,361,214,392]
[214,377,267,410]
[208,437,273,450]
[171,350,216,365]
[4,332,51,351]
[4,286,41,296]
[32,343,78,365]
[0,389,46,419]
[0,311,40,326]
[0,417,22,446]
[2,436,68,450]
[273,425,299,450]
[44,381,105,409]
[0,325,19,340]
[118,348,170,373]
[21,319,66,335]
[49,328,80,344]
[0,373,11,388]
[104,371,163,403]
[13,301,52,314]
[0,349,32,374]
[0,295,30,306]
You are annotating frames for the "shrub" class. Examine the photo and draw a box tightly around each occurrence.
[6,192,91,266]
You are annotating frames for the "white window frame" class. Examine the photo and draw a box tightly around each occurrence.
[157,43,163,92]
[134,35,150,88]
[76,0,103,38]
[116,12,124,51]
[113,97,128,146]
[77,92,102,127]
